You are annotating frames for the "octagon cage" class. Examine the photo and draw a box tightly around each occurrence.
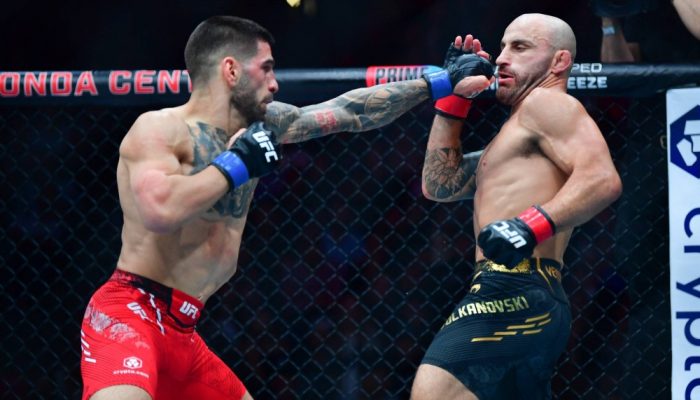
[2,63,696,399]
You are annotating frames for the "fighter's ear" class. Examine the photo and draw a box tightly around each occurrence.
[551,50,572,75]
[221,56,240,88]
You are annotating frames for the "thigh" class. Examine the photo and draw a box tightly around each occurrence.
[419,278,571,399]
[157,332,248,400]
[87,384,152,400]
[411,364,478,400]
[80,295,160,400]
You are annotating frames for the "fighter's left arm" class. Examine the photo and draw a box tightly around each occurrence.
[520,89,623,230]
[265,80,430,144]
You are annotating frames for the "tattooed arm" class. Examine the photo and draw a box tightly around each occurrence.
[421,116,481,202]
[265,80,430,144]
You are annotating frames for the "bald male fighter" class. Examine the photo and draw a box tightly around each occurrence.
[411,14,622,400]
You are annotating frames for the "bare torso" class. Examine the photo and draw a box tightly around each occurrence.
[473,103,572,263]
[115,106,257,303]
[110,78,433,304]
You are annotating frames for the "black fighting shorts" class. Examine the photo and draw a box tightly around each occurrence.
[420,258,572,400]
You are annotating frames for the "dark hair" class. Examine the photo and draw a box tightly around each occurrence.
[184,16,275,85]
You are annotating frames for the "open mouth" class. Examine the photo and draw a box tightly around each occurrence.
[497,70,514,85]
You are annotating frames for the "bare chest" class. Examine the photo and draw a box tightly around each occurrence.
[476,120,541,183]
[185,122,257,219]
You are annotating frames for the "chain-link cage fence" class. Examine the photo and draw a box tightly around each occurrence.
[0,70,673,399]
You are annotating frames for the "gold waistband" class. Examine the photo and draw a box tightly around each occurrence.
[475,258,563,282]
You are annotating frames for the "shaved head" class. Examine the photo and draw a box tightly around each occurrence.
[510,13,577,61]
[496,13,578,104]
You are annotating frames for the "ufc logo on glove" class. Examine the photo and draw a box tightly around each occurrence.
[252,130,279,162]
[210,121,282,191]
[493,221,527,248]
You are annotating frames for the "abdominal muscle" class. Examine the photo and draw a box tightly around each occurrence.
[473,146,572,263]
[116,213,246,304]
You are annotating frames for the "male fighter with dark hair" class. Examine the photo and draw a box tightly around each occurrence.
[79,15,493,400]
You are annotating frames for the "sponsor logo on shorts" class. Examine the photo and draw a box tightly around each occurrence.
[127,302,150,321]
[112,356,150,379]
[123,356,142,369]
[179,301,199,319]
[441,295,530,328]
[545,266,562,282]
[112,369,150,379]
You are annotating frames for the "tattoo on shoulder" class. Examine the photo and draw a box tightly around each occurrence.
[423,149,481,200]
[188,121,228,171]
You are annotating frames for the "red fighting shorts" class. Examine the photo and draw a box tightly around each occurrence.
[80,269,246,400]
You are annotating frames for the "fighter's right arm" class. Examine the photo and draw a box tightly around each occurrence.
[268,36,493,145]
[120,112,229,233]
[421,115,481,202]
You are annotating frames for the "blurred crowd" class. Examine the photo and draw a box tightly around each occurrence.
[3,0,601,70]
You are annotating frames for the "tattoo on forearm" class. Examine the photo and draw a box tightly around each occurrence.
[349,80,429,131]
[423,148,480,200]
[314,110,339,134]
[267,80,430,143]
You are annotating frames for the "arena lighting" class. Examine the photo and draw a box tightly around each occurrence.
[286,0,301,7]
